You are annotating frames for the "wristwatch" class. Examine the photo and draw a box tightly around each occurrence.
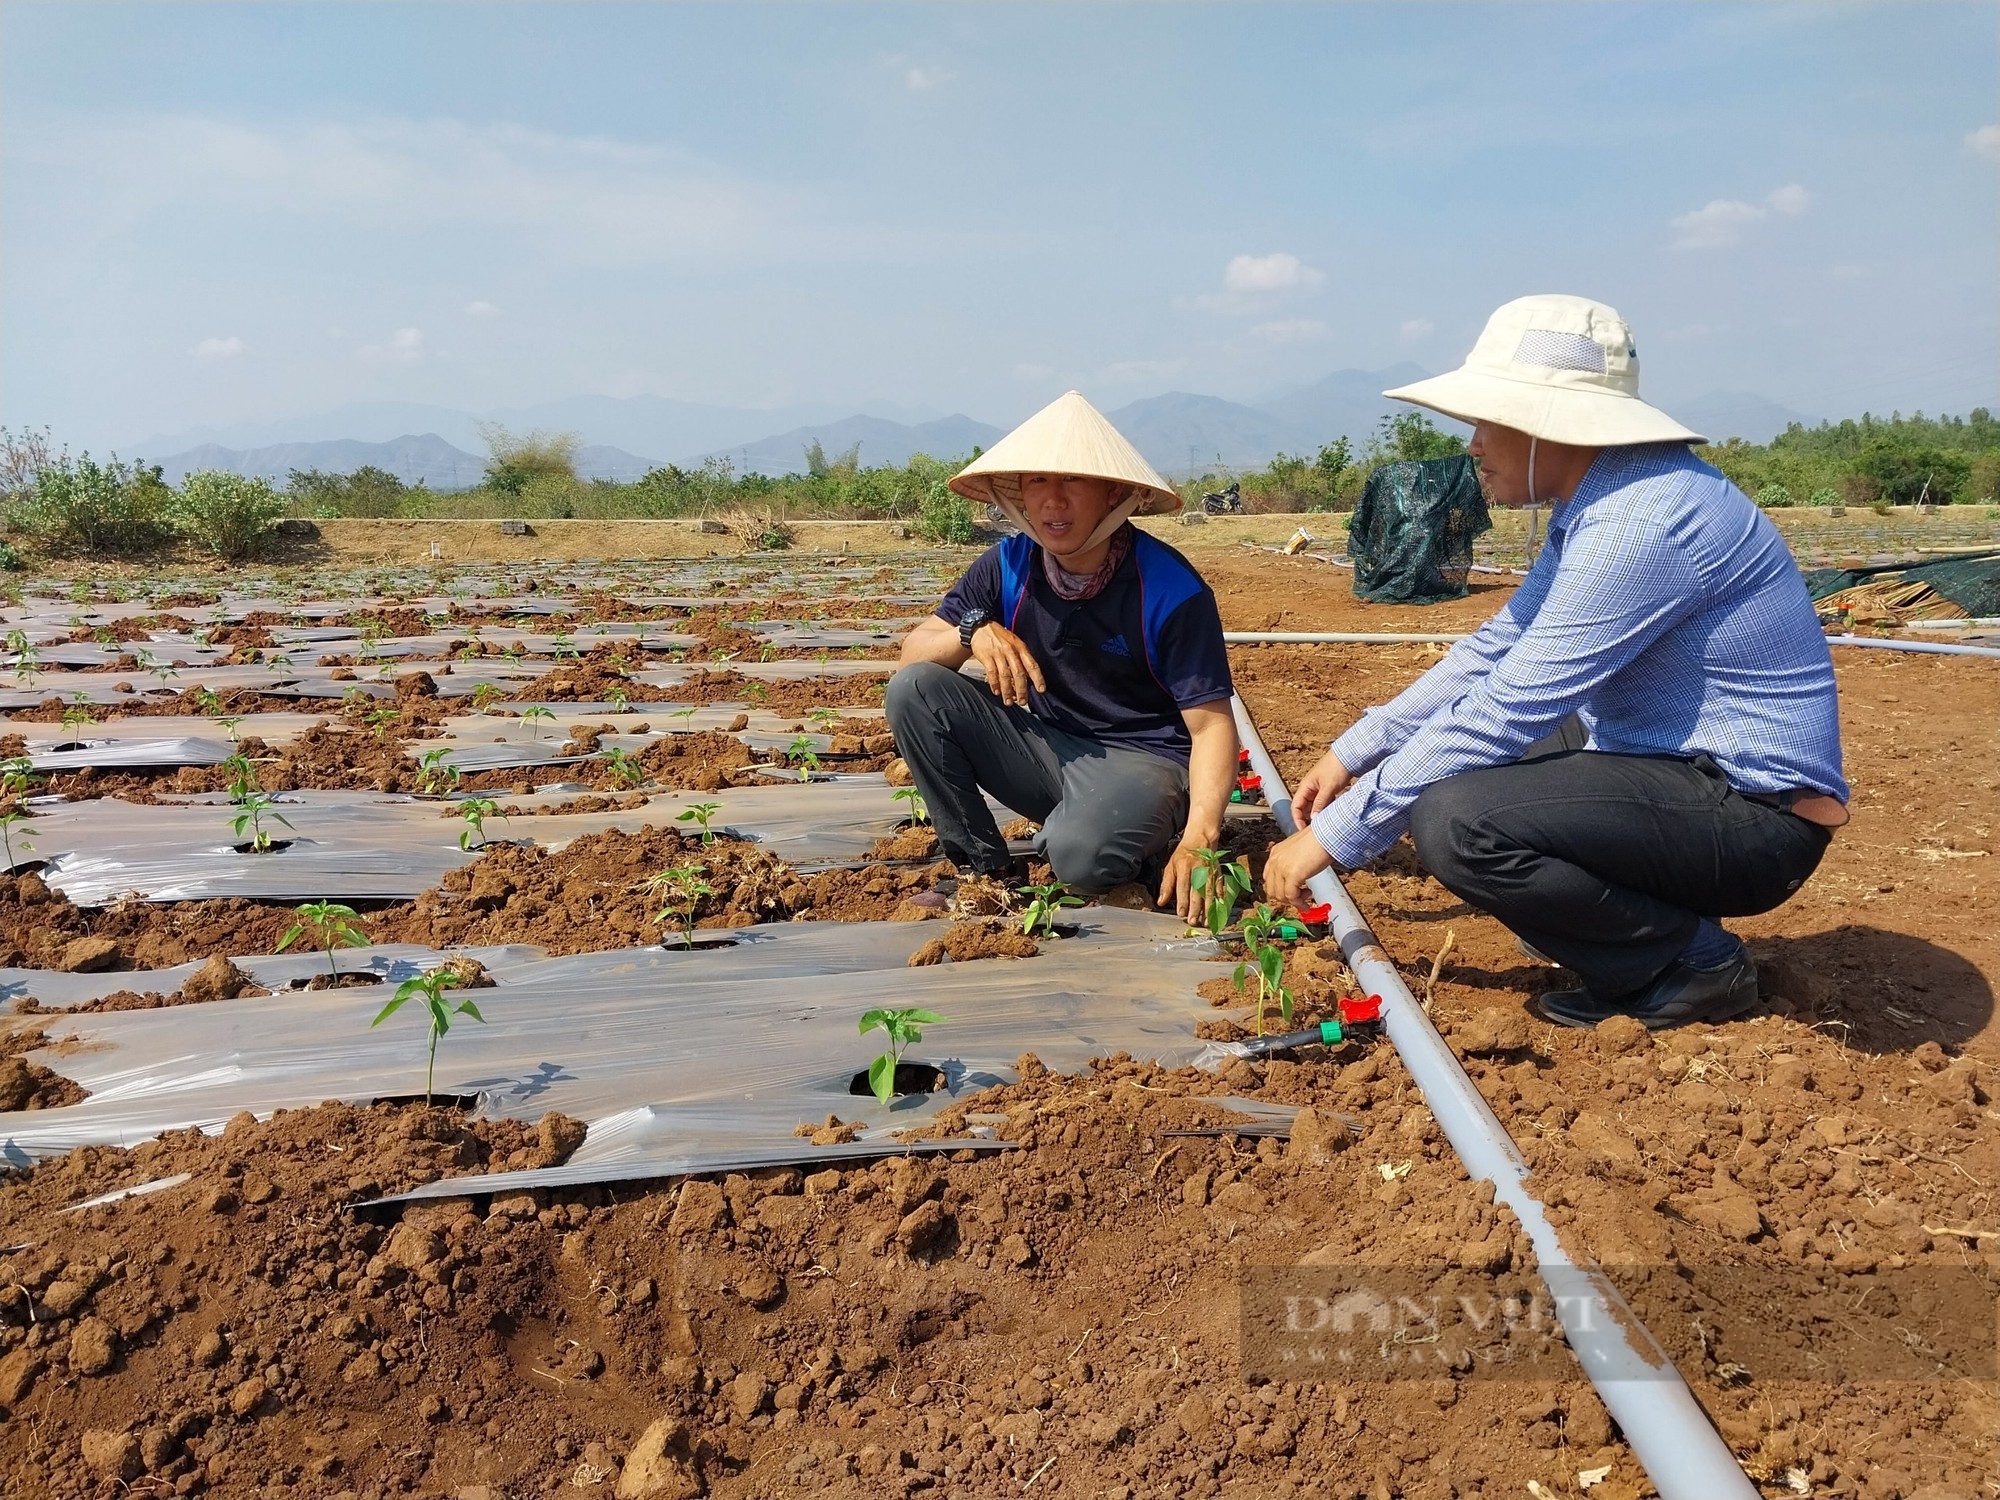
[957,608,990,650]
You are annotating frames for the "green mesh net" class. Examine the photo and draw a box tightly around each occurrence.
[1348,456,1492,605]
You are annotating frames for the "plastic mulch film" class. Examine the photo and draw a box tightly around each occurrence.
[1348,455,1494,605]
[1,910,1234,1191]
[30,780,919,903]
[26,737,239,772]
[0,943,548,1011]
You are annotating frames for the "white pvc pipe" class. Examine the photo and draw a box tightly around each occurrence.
[1820,633,2000,660]
[1224,629,2000,660]
[1223,631,1468,645]
[1228,696,1758,1500]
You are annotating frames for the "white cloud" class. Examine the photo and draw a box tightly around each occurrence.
[904,66,953,93]
[1223,252,1323,294]
[1399,318,1434,340]
[1768,183,1810,216]
[1251,319,1328,345]
[1098,356,1189,385]
[356,327,423,363]
[45,114,919,272]
[465,300,497,317]
[1967,124,2000,162]
[1670,185,1810,249]
[190,335,247,360]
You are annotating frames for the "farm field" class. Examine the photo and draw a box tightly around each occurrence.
[0,540,1995,1500]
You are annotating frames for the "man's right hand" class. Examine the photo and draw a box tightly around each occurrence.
[969,622,1047,708]
[1291,748,1353,820]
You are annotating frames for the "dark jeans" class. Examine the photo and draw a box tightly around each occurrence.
[883,661,1189,891]
[1407,732,1832,998]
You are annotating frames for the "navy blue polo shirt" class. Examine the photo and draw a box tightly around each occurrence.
[933,530,1233,765]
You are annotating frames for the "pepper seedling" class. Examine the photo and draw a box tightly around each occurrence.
[1232,903,1295,1036]
[1018,879,1083,939]
[1187,846,1253,937]
[0,810,37,870]
[277,900,369,982]
[520,705,555,741]
[859,1007,946,1108]
[648,863,713,949]
[371,966,486,1108]
[600,745,645,789]
[787,734,822,782]
[457,796,501,850]
[231,792,293,854]
[891,785,929,825]
[415,748,462,797]
[674,801,724,846]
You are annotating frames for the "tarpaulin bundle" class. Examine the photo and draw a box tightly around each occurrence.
[1347,455,1493,605]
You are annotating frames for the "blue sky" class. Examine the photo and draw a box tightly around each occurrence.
[4,1,1995,452]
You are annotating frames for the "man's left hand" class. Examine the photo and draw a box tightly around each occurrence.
[1262,827,1334,905]
[1155,839,1209,923]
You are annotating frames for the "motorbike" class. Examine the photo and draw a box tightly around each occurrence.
[1201,481,1242,516]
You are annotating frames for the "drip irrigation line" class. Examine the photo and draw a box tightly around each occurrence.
[1228,694,1759,1500]
[1821,634,2000,659]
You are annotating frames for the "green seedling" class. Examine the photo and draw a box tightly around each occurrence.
[1018,879,1083,939]
[551,632,578,661]
[415,748,462,796]
[231,792,293,853]
[370,966,485,1108]
[674,801,724,845]
[601,745,644,789]
[520,705,555,741]
[470,683,504,713]
[1188,847,1254,938]
[265,653,294,673]
[759,642,777,663]
[1,756,41,802]
[859,1007,946,1108]
[60,701,96,738]
[745,683,770,706]
[807,706,840,733]
[503,643,526,665]
[193,687,224,716]
[606,685,632,714]
[891,785,929,824]
[457,796,501,850]
[787,734,821,781]
[215,714,245,744]
[848,644,867,659]
[0,810,37,870]
[277,899,369,981]
[648,863,713,949]
[6,630,39,684]
[364,707,400,739]
[1232,904,1295,1037]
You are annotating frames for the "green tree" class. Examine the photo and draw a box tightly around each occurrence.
[478,424,581,495]
[174,470,287,559]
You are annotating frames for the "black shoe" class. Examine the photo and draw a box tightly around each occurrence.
[1534,949,1760,1031]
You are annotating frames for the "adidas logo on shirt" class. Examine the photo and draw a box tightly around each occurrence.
[1100,633,1132,657]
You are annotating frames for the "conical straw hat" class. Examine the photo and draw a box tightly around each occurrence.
[949,390,1182,550]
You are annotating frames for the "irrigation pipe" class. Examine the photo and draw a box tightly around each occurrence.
[1820,634,2000,660]
[1228,695,1759,1500]
[1223,629,2000,660]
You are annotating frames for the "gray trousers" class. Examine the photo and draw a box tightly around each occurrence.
[883,661,1190,891]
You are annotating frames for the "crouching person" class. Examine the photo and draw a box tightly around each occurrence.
[886,390,1239,920]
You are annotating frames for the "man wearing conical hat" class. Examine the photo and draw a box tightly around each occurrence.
[1263,294,1849,1032]
[887,391,1239,918]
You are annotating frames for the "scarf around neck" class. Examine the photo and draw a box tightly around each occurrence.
[1041,522,1134,601]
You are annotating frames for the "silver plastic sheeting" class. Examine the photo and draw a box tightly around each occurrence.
[2,910,1233,1187]
[31,779,928,903]
[27,737,238,772]
[0,943,548,1011]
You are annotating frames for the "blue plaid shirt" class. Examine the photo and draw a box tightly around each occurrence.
[1312,442,1848,869]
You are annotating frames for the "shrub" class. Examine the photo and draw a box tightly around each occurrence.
[0,542,22,571]
[479,424,580,495]
[28,452,174,553]
[915,481,979,544]
[174,470,286,559]
[287,465,411,519]
[1754,484,1795,508]
[1808,488,1840,508]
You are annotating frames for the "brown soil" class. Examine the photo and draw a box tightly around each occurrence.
[907,919,1041,967]
[670,670,892,718]
[0,1024,87,1109]
[0,828,949,975]
[868,824,942,862]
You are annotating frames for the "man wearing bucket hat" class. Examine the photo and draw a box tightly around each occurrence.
[887,391,1239,919]
[1262,294,1849,1031]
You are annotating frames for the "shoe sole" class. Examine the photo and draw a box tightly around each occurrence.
[1534,980,1762,1032]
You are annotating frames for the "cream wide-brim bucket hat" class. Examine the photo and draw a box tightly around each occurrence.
[1385,294,1707,447]
[949,390,1183,552]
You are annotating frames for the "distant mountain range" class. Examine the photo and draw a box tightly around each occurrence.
[131,372,1818,489]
